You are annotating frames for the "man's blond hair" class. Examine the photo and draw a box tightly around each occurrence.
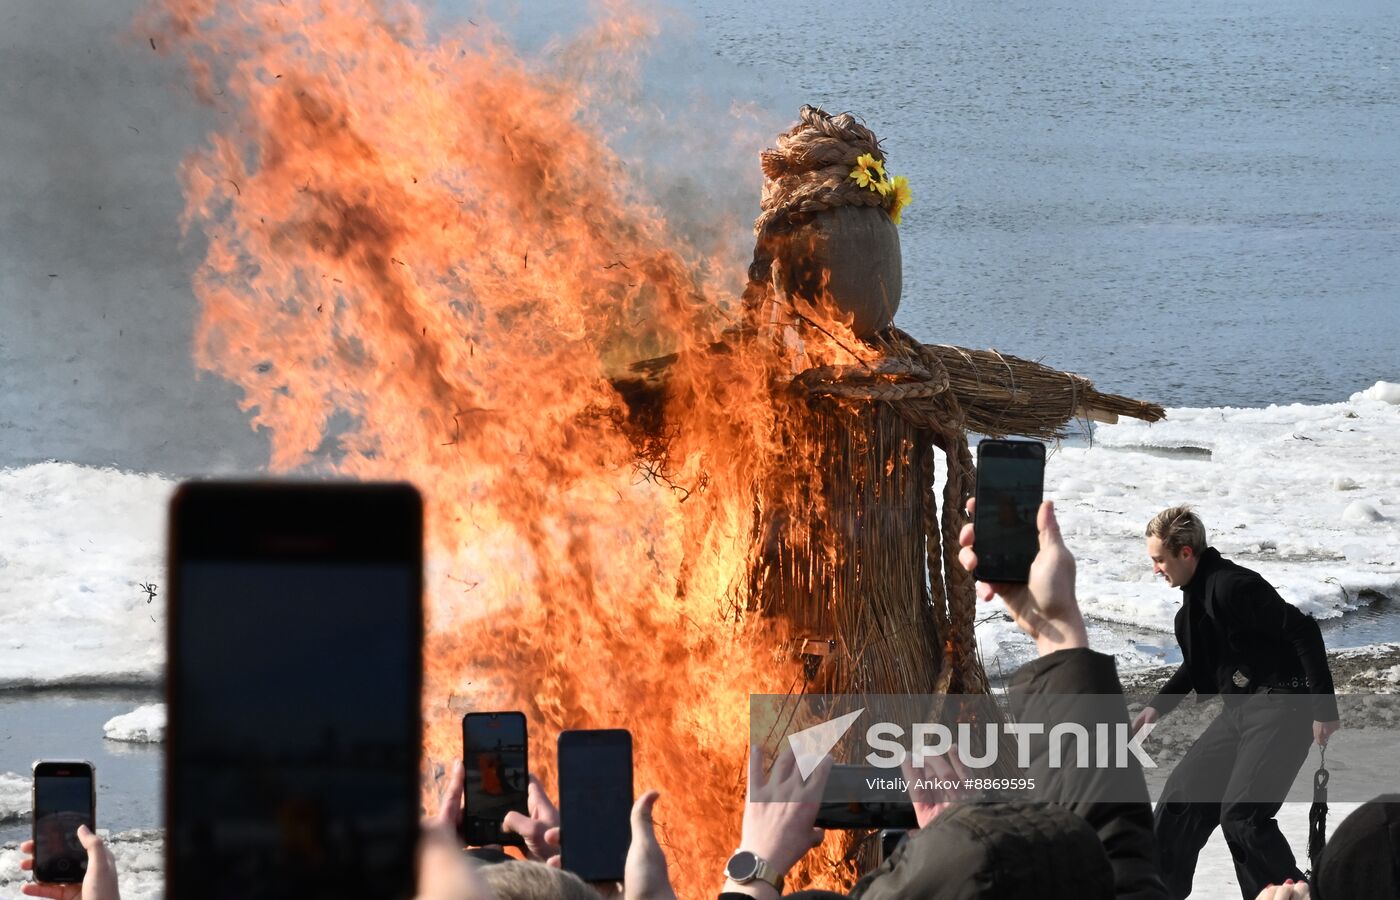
[481,861,597,900]
[1146,505,1207,556]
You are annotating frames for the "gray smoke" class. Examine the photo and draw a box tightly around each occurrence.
[0,0,796,475]
[0,0,269,474]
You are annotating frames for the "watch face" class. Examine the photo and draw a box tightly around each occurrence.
[725,850,759,881]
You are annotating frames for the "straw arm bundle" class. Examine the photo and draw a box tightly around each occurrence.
[616,332,1165,441]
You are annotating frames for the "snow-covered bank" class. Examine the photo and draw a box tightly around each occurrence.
[103,704,166,743]
[2,385,1397,690]
[0,464,175,689]
[976,383,1400,674]
[0,775,27,826]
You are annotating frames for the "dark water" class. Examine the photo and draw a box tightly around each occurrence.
[685,0,1400,410]
[3,0,1398,474]
[0,690,162,845]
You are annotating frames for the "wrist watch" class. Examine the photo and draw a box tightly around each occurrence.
[724,850,784,891]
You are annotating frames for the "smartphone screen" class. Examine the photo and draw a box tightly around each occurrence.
[32,762,95,884]
[462,712,528,847]
[974,439,1046,583]
[557,729,632,882]
[168,483,422,900]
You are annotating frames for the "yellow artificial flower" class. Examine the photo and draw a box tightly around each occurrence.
[887,174,912,225]
[849,153,888,192]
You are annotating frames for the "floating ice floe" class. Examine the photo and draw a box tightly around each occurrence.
[103,703,167,743]
[0,463,176,689]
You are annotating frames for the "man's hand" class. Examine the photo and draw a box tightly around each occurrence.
[415,825,496,900]
[1132,706,1160,739]
[428,760,467,832]
[1254,880,1309,900]
[624,790,676,900]
[959,498,1089,656]
[1313,720,1340,746]
[19,826,121,900]
[902,747,974,829]
[729,744,830,897]
[501,774,561,865]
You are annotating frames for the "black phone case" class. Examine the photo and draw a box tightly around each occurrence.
[974,439,1046,584]
[31,762,95,884]
[557,730,632,882]
[461,712,527,848]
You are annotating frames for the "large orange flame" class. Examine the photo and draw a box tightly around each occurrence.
[144,0,872,893]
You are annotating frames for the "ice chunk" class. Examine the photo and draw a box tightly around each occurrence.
[1332,476,1360,491]
[1352,381,1400,404]
[0,771,29,824]
[1342,501,1386,524]
[103,703,166,743]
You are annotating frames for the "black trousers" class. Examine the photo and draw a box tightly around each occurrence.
[1153,691,1314,899]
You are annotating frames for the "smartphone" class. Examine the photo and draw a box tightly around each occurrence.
[168,482,423,900]
[31,761,95,884]
[813,764,918,830]
[462,712,528,847]
[557,729,632,882]
[973,439,1047,583]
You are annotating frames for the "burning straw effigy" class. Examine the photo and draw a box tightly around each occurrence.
[618,106,1164,707]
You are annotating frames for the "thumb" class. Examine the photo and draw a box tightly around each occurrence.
[630,790,661,846]
[1037,500,1063,550]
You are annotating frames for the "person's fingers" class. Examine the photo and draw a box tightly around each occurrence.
[629,790,661,845]
[964,497,976,517]
[975,580,995,602]
[502,810,544,849]
[20,886,65,899]
[957,545,978,575]
[925,750,955,784]
[958,522,975,549]
[772,742,797,783]
[527,774,560,826]
[546,855,562,868]
[1037,500,1062,550]
[76,824,100,851]
[543,826,561,849]
[947,750,973,783]
[20,840,34,853]
[19,857,32,871]
[800,752,835,799]
[437,759,465,827]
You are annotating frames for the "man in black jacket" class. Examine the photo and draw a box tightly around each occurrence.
[1131,506,1340,900]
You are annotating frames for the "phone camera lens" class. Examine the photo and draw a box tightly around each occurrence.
[56,859,72,873]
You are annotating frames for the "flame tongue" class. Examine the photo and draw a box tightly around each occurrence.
[147,0,873,892]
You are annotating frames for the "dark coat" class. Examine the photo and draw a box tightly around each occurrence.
[1149,548,1338,721]
[844,649,1167,900]
[846,801,1115,900]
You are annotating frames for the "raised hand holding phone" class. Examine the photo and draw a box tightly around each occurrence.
[18,825,120,900]
[959,497,1088,656]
